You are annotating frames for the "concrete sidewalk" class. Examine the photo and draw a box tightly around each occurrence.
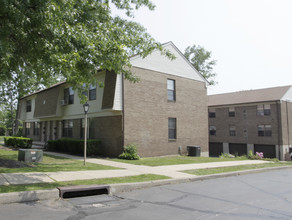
[0,151,270,186]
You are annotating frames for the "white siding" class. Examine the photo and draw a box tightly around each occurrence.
[130,42,206,83]
[113,73,123,110]
[281,86,292,101]
[59,72,106,118]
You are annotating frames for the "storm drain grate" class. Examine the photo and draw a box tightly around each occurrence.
[57,185,110,199]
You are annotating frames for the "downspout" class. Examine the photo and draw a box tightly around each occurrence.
[122,73,125,148]
[277,101,283,160]
[286,100,290,148]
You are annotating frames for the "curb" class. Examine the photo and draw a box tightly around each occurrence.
[0,189,59,205]
[1,165,292,204]
[109,165,292,194]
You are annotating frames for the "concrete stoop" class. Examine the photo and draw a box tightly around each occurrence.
[31,141,46,149]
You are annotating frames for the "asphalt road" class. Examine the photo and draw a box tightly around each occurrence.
[2,169,292,220]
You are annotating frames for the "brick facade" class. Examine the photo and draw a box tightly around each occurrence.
[124,67,208,157]
[209,100,292,160]
[19,42,209,158]
[209,103,280,145]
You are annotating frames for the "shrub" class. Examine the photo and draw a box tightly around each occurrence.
[219,153,235,158]
[118,143,140,160]
[47,138,101,156]
[248,150,263,160]
[4,136,32,148]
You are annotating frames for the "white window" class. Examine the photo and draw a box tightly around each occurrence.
[168,118,177,139]
[167,79,175,101]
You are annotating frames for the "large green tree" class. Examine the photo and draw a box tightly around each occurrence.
[184,44,217,85]
[0,0,174,134]
[0,0,173,91]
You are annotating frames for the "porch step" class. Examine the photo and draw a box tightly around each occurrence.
[32,141,46,149]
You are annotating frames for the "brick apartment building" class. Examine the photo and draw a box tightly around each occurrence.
[208,85,292,160]
[18,42,209,157]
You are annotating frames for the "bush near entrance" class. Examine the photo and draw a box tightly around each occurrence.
[118,144,140,160]
[47,138,101,156]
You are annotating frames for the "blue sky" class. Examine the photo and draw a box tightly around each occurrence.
[112,0,292,94]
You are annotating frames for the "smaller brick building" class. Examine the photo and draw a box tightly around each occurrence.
[18,42,209,157]
[208,85,292,160]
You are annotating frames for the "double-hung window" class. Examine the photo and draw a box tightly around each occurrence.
[209,126,216,136]
[229,125,236,136]
[26,100,32,112]
[257,104,271,116]
[168,118,177,140]
[81,84,96,101]
[229,107,235,117]
[209,108,216,118]
[25,122,31,135]
[258,125,272,137]
[167,79,176,101]
[64,87,74,104]
[33,122,40,135]
[89,84,96,101]
[63,120,73,137]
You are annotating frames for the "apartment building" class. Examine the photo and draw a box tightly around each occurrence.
[208,85,292,160]
[18,42,209,157]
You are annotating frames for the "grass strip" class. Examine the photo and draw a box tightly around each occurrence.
[110,156,248,167]
[0,174,169,194]
[183,162,292,176]
[0,149,119,173]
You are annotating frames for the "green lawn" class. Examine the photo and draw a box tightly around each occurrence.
[0,174,169,193]
[183,162,292,176]
[110,156,248,166]
[0,149,119,173]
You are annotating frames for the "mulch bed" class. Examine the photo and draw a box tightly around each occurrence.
[0,145,32,168]
[0,159,31,168]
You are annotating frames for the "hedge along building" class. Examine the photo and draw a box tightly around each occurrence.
[18,42,209,157]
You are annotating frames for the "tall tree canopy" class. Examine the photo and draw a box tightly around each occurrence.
[184,45,217,85]
[1,0,175,134]
[0,0,173,90]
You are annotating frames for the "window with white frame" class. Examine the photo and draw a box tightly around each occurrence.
[168,118,177,139]
[257,104,271,116]
[229,107,235,117]
[89,84,96,101]
[63,120,73,137]
[25,122,31,135]
[33,122,40,135]
[167,79,176,101]
[64,87,74,104]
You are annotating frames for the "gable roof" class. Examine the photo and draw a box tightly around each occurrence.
[130,41,208,84]
[20,81,66,100]
[208,85,292,107]
[21,42,208,100]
